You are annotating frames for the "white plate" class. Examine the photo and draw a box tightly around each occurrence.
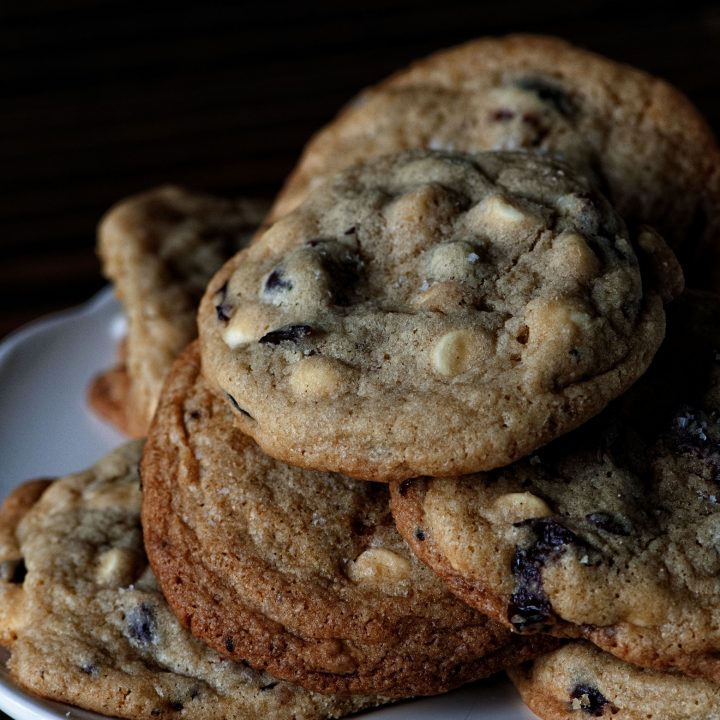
[0,289,539,720]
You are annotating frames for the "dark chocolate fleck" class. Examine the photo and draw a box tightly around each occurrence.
[398,478,416,497]
[515,76,577,117]
[224,636,235,653]
[125,603,158,645]
[586,512,631,536]
[224,392,254,420]
[151,710,161,717]
[414,528,426,541]
[214,281,232,323]
[490,108,516,122]
[521,112,549,146]
[190,689,200,700]
[259,324,315,345]
[264,268,293,294]
[261,682,279,691]
[344,226,357,235]
[0,558,27,584]
[569,683,610,716]
[351,518,376,537]
[169,701,184,712]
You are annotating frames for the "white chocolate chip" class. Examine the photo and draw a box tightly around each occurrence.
[524,298,592,346]
[347,548,411,586]
[492,492,552,523]
[95,548,140,587]
[473,194,529,227]
[222,304,280,348]
[289,356,350,398]
[521,298,594,389]
[431,329,493,377]
[85,481,141,512]
[428,241,479,281]
[411,281,465,313]
[549,232,601,283]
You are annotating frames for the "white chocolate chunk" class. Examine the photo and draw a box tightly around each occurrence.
[491,492,552,523]
[222,304,279,348]
[412,281,465,312]
[473,194,529,227]
[549,232,601,283]
[95,548,140,587]
[289,356,349,398]
[85,482,141,512]
[432,330,474,377]
[347,548,411,586]
[428,240,479,281]
[524,298,592,345]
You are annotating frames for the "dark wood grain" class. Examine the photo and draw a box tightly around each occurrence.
[1,1,719,339]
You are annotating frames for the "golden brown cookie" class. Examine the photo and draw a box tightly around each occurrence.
[390,291,720,683]
[271,34,720,289]
[141,342,555,697]
[0,445,384,720]
[90,186,268,436]
[0,479,52,648]
[509,642,720,720]
[198,149,679,481]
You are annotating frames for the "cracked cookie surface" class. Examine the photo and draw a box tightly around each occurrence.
[89,186,268,437]
[141,343,554,697]
[509,642,720,720]
[390,292,720,682]
[271,34,720,289]
[0,442,383,720]
[199,149,676,480]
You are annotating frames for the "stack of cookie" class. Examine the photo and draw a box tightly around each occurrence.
[2,34,720,720]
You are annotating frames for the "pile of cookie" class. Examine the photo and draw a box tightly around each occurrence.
[2,34,720,720]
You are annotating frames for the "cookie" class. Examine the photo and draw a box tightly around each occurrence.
[141,342,555,697]
[89,186,269,437]
[0,443,384,720]
[271,34,720,288]
[0,478,52,649]
[198,149,678,481]
[509,642,720,720]
[390,291,720,681]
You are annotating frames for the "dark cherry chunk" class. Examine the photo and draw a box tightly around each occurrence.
[125,603,158,645]
[214,281,232,323]
[0,558,27,584]
[508,519,584,631]
[586,512,631,536]
[514,76,577,118]
[259,324,315,345]
[570,683,611,716]
[264,268,293,294]
[508,548,552,631]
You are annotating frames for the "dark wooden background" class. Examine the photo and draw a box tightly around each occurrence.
[2,0,720,340]
[0,3,718,718]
